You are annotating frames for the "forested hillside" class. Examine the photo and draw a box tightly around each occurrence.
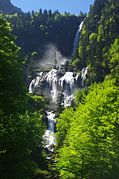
[7,11,85,59]
[71,0,119,84]
[56,0,119,178]
[0,15,50,179]
[56,79,119,179]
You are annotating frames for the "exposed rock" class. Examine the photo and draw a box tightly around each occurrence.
[0,0,22,14]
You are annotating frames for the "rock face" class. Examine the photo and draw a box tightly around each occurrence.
[0,0,22,14]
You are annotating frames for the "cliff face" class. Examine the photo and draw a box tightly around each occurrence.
[0,0,22,14]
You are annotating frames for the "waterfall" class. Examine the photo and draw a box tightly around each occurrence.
[71,20,84,57]
[45,69,58,103]
[81,67,88,87]
[59,72,75,89]
[59,72,78,107]
[28,20,87,152]
[43,111,56,152]
[29,67,88,151]
[28,67,88,106]
[29,72,44,94]
[29,79,36,94]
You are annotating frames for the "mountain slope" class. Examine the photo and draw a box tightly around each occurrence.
[0,0,22,14]
[72,0,119,84]
[8,11,85,58]
[56,1,119,178]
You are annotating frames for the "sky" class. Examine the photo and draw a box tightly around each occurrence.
[11,0,95,14]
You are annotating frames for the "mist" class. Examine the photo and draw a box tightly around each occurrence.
[34,43,69,68]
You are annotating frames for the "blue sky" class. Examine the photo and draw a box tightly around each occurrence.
[11,0,95,14]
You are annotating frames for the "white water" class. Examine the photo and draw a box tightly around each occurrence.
[45,69,58,103]
[29,72,43,94]
[43,111,56,152]
[59,72,75,89]
[81,67,88,87]
[72,20,84,57]
[29,66,88,106]
[29,69,80,151]
[59,72,79,107]
[29,67,88,151]
[29,79,36,94]
[28,20,87,151]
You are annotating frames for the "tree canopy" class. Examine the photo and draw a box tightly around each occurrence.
[0,15,46,179]
[56,79,119,179]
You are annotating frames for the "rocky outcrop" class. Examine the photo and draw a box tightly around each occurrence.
[0,0,22,14]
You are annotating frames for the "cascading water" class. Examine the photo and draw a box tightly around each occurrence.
[29,69,80,108]
[29,67,88,151]
[45,69,58,103]
[29,79,36,94]
[28,19,87,152]
[43,111,56,152]
[29,72,44,94]
[59,72,78,107]
[29,68,88,151]
[29,69,81,151]
[81,67,88,87]
[71,20,84,57]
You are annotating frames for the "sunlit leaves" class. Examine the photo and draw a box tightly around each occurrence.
[0,16,46,178]
[56,79,119,178]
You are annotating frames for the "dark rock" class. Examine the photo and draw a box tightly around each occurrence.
[0,0,22,14]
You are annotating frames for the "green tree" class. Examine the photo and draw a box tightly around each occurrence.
[0,14,25,114]
[75,0,119,83]
[108,38,119,83]
[56,80,119,179]
[0,15,46,178]
[0,113,44,179]
[56,107,74,148]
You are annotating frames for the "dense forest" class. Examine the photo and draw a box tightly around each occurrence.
[0,14,51,178]
[0,0,119,179]
[56,0,119,178]
[7,11,85,58]
[71,0,119,84]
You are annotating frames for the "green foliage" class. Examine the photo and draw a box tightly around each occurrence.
[0,113,44,179]
[71,58,80,70]
[56,79,119,179]
[0,15,46,178]
[108,38,119,83]
[6,11,85,59]
[74,0,119,83]
[31,51,38,58]
[56,1,119,178]
[74,88,88,106]
[0,14,25,114]
[56,107,74,148]
[89,32,97,42]
[26,94,47,112]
